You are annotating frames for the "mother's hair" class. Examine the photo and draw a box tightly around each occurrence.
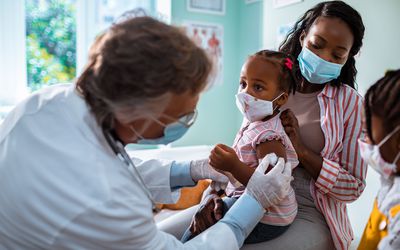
[76,16,211,129]
[279,1,365,89]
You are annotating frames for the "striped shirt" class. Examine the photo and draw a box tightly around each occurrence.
[303,84,367,250]
[225,114,299,226]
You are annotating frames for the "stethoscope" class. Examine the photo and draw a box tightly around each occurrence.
[103,129,158,212]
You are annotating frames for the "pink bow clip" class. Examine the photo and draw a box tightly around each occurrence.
[284,58,293,70]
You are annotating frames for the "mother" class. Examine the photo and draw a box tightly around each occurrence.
[272,1,367,249]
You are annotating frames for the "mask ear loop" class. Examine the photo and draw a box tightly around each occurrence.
[272,92,285,112]
[377,125,400,165]
[377,126,400,147]
[393,151,400,165]
[130,125,145,140]
[391,126,400,164]
[129,118,159,141]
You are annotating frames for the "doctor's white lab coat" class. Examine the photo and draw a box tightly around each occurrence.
[0,84,238,249]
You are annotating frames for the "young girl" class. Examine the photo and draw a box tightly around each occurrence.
[182,50,299,244]
[358,69,400,250]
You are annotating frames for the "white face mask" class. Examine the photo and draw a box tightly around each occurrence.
[235,92,284,122]
[358,126,400,179]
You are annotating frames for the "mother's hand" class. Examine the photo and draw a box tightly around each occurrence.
[280,109,305,157]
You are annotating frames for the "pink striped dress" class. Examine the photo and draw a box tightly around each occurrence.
[225,114,299,226]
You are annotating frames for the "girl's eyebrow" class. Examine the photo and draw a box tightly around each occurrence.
[251,78,267,85]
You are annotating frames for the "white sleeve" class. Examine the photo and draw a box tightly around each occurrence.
[132,157,181,204]
[51,199,238,250]
[378,213,400,250]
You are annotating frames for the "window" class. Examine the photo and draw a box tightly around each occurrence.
[0,0,170,122]
[26,0,77,91]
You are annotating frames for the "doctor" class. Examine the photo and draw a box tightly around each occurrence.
[0,16,293,249]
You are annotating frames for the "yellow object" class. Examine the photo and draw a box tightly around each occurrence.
[157,180,211,210]
[390,204,400,219]
[358,199,400,250]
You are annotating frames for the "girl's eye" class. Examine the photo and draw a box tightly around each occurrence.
[239,81,247,89]
[254,84,263,91]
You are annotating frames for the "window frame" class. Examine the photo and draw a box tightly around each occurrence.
[0,0,170,122]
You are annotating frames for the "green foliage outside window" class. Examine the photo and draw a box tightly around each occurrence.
[26,0,76,91]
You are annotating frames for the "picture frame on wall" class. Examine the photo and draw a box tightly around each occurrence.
[273,0,303,9]
[183,21,224,87]
[187,0,225,15]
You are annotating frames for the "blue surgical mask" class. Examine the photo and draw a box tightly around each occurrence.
[298,47,343,84]
[131,110,197,145]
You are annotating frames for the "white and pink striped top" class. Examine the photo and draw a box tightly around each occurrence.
[304,84,367,250]
[225,114,299,226]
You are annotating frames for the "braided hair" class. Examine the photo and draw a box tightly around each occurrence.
[252,50,300,94]
[279,1,365,90]
[364,69,400,143]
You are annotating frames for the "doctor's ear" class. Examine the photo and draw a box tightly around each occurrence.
[276,92,288,106]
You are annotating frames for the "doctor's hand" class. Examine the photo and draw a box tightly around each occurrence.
[190,159,229,191]
[245,153,293,209]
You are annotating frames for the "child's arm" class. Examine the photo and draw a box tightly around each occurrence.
[256,140,287,166]
[209,141,286,186]
[209,144,253,186]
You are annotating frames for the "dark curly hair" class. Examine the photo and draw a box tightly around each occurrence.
[364,69,400,144]
[279,1,365,90]
[252,50,300,94]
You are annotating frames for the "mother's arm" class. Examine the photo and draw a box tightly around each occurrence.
[280,96,367,203]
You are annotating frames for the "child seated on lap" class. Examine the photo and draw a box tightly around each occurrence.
[182,50,300,244]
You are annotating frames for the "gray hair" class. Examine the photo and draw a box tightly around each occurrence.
[76,16,212,129]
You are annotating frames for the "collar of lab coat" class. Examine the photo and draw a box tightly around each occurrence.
[64,84,111,153]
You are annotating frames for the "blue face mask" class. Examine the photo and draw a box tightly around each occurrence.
[131,110,197,145]
[298,47,344,84]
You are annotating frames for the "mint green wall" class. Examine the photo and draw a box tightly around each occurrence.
[170,0,263,147]
[238,0,264,63]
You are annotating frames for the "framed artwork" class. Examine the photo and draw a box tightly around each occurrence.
[187,0,225,15]
[183,21,224,87]
[273,0,303,9]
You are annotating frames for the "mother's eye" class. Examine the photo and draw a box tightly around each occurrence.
[310,42,321,49]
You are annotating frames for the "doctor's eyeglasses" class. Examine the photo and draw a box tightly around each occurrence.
[176,109,198,128]
[156,109,198,128]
